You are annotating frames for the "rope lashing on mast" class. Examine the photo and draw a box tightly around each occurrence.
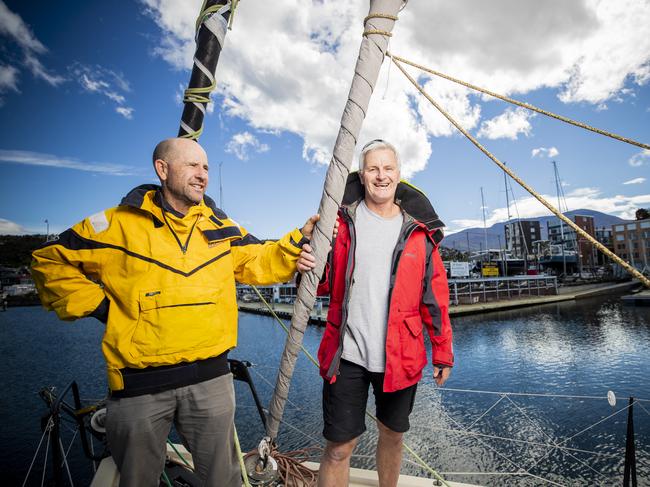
[388,53,650,289]
[178,0,238,140]
[387,53,650,152]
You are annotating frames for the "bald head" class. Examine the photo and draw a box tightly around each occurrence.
[153,138,207,169]
[152,137,210,214]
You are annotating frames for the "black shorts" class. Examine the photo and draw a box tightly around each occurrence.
[322,359,417,443]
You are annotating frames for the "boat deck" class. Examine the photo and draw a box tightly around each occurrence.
[90,445,481,486]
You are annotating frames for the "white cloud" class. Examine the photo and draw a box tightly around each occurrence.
[0,64,19,92]
[0,1,64,87]
[24,52,64,86]
[623,177,646,185]
[0,64,19,105]
[225,132,269,160]
[629,149,650,167]
[447,187,650,233]
[72,64,133,118]
[477,107,534,140]
[0,218,29,235]
[532,146,559,158]
[0,1,45,53]
[558,2,650,104]
[0,149,139,176]
[116,106,134,119]
[141,0,650,177]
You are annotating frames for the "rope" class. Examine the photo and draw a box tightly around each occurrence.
[502,395,606,480]
[166,439,193,469]
[181,0,231,140]
[234,426,252,487]
[438,405,566,487]
[21,417,52,487]
[40,426,51,487]
[161,470,173,487]
[271,445,321,486]
[58,437,75,487]
[389,54,650,289]
[363,12,398,37]
[251,285,319,367]
[388,52,650,151]
[437,387,625,401]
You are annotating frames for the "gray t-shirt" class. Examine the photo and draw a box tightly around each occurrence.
[342,200,403,372]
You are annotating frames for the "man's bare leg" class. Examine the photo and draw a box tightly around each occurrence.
[317,437,358,487]
[376,421,404,487]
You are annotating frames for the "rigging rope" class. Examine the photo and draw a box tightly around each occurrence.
[388,53,650,289]
[388,53,650,151]
[21,417,52,487]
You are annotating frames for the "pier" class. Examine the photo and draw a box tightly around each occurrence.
[238,281,638,324]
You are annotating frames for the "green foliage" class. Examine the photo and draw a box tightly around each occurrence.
[635,208,650,221]
[0,235,46,268]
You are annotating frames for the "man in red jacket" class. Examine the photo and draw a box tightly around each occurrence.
[316,140,454,487]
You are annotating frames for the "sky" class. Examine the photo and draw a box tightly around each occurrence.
[0,0,649,239]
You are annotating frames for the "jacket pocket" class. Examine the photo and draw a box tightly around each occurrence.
[400,314,427,378]
[131,286,222,359]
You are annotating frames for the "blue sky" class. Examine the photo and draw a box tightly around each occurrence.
[1,0,649,238]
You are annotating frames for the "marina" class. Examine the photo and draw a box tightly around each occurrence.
[237,280,640,324]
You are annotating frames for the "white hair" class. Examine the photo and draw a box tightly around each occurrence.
[359,139,401,171]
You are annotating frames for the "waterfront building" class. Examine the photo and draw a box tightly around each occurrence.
[612,217,650,270]
[547,214,597,270]
[594,226,614,266]
[504,220,540,258]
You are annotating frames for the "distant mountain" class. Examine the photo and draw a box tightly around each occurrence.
[442,209,629,252]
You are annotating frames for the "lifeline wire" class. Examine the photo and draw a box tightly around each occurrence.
[389,53,650,289]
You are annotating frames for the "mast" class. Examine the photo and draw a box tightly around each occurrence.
[480,187,489,262]
[265,0,406,445]
[178,1,235,140]
[502,164,511,276]
[552,160,567,276]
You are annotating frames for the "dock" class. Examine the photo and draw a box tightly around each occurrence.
[238,281,639,324]
[621,288,650,306]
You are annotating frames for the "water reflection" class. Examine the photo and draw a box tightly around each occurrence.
[2,295,649,486]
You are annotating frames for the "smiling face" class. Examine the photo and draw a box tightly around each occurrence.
[360,147,400,209]
[154,138,209,215]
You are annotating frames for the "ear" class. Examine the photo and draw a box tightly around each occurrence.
[154,159,168,182]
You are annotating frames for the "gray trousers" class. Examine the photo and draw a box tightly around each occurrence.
[106,374,241,487]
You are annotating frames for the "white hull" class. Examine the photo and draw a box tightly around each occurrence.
[90,444,481,487]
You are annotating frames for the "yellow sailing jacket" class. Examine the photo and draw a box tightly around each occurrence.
[31,185,306,391]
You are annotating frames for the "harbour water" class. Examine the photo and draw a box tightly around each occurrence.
[1,294,649,486]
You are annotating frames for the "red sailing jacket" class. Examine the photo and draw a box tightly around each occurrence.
[317,175,454,393]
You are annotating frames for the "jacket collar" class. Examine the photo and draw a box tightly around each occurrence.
[341,172,445,233]
[119,184,228,224]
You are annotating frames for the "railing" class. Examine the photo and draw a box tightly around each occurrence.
[448,275,558,305]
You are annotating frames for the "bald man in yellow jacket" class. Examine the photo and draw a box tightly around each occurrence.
[32,137,319,487]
